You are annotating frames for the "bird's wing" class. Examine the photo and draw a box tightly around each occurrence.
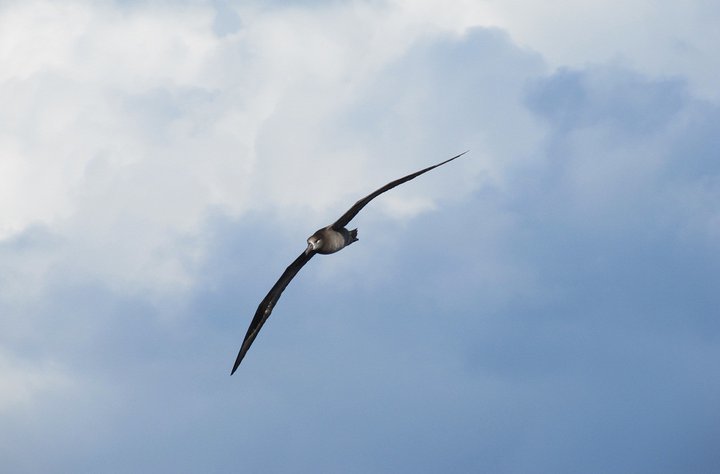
[231,250,315,374]
[331,151,468,230]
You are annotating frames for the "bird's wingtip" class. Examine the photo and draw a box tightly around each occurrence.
[447,150,470,162]
[230,354,243,375]
[443,150,469,165]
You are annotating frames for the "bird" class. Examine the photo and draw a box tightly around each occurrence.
[231,151,468,374]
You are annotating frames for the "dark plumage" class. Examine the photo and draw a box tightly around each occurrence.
[231,151,467,374]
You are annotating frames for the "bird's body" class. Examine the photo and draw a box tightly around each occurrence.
[307,226,359,255]
[231,151,467,374]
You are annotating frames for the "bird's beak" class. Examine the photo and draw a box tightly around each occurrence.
[305,243,314,255]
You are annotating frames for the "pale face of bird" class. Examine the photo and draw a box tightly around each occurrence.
[306,236,322,255]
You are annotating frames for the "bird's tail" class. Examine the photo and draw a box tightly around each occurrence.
[349,228,359,243]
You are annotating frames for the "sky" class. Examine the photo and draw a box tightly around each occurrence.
[1,0,719,472]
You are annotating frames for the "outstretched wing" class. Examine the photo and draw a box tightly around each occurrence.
[331,151,468,230]
[231,250,315,374]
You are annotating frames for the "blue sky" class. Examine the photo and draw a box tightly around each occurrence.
[1,1,719,472]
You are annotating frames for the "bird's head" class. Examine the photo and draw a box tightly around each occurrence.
[306,236,322,255]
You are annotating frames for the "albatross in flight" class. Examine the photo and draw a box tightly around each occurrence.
[231,151,468,374]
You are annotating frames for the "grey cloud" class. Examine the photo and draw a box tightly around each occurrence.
[203,35,720,473]
[525,67,688,136]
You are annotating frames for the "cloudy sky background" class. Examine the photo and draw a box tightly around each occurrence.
[2,0,719,472]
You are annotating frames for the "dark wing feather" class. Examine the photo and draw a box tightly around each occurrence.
[231,250,315,374]
[331,151,468,230]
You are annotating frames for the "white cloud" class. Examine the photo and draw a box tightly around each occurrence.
[0,0,496,295]
[478,0,720,99]
[1,0,716,299]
